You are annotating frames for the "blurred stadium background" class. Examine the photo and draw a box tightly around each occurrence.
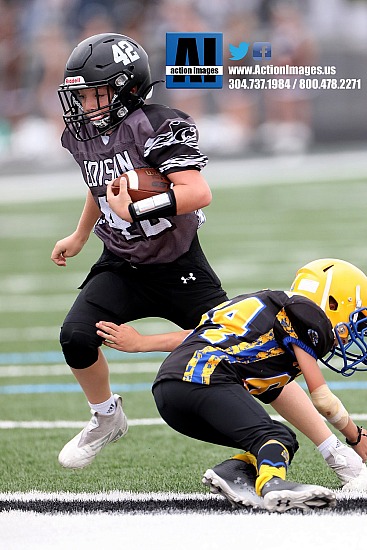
[0,0,367,169]
[1,0,367,349]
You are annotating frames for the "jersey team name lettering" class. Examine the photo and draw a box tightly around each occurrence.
[83,151,134,188]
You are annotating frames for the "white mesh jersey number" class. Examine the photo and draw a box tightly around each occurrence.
[98,196,172,239]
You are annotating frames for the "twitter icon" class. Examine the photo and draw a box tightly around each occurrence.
[229,42,250,61]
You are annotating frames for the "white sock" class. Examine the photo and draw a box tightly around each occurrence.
[317,434,343,459]
[88,394,116,415]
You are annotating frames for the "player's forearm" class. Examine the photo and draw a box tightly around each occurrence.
[75,191,101,240]
[338,418,367,461]
[271,381,332,446]
[137,330,190,352]
[96,321,190,353]
[339,417,361,442]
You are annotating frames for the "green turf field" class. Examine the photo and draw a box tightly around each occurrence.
[0,174,366,494]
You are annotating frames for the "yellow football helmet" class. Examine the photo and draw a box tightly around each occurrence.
[290,258,367,375]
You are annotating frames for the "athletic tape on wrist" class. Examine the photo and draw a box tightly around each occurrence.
[128,189,177,221]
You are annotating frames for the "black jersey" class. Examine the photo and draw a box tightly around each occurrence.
[61,104,208,264]
[153,290,334,402]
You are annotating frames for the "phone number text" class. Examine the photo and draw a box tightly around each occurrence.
[228,78,361,90]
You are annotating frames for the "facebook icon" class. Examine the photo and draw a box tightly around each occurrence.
[253,42,271,60]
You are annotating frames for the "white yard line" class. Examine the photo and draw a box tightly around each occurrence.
[0,362,159,377]
[1,414,367,430]
[0,418,165,429]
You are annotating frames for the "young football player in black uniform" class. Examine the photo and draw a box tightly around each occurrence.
[52,33,227,469]
[97,259,367,512]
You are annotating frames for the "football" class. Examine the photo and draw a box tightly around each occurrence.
[111,168,171,202]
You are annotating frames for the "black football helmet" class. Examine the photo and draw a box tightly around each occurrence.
[58,33,152,141]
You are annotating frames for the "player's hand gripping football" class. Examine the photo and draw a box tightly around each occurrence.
[51,232,88,266]
[106,177,133,222]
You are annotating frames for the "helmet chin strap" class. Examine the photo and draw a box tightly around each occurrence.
[320,267,333,312]
[353,285,362,323]
[141,79,164,100]
[356,285,361,308]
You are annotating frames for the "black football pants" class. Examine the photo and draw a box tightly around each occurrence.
[60,239,227,369]
[153,380,299,460]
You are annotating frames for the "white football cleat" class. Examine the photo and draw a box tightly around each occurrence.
[58,394,128,469]
[324,442,364,485]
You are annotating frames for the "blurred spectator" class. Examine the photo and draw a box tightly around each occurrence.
[0,0,366,168]
[0,0,24,153]
[0,0,73,164]
[257,0,317,153]
[256,1,318,154]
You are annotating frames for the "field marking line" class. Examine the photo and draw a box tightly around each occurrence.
[0,418,165,429]
[1,414,367,429]
[0,489,364,502]
[0,363,159,376]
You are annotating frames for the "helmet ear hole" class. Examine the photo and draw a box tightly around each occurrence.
[329,295,338,311]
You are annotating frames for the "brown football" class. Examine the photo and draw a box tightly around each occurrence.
[111,168,171,202]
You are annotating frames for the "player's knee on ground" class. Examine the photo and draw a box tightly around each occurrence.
[60,322,100,369]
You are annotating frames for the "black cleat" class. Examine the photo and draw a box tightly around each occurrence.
[261,477,336,513]
[202,458,264,509]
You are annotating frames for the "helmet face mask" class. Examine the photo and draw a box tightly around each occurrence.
[321,308,367,376]
[290,258,367,375]
[58,77,131,140]
[58,34,152,141]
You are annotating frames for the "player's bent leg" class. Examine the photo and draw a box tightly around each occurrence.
[255,440,336,512]
[202,453,264,509]
[58,271,141,469]
[58,394,128,469]
[60,321,101,370]
[59,324,129,468]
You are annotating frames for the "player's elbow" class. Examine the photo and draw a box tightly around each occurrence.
[198,186,212,208]
[169,170,212,209]
[175,185,212,211]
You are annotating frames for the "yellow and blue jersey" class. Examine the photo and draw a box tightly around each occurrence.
[153,290,334,403]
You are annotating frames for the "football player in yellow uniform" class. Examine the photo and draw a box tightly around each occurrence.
[97,259,367,512]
